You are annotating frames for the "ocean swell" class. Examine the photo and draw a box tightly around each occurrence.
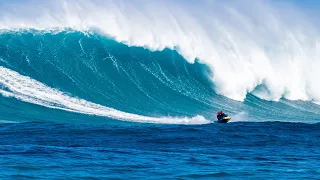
[0,31,216,124]
[1,1,320,124]
[1,0,319,102]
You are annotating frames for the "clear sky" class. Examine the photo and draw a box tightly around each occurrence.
[1,0,320,8]
[273,0,320,8]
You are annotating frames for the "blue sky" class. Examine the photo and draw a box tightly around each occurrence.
[1,0,320,8]
[274,0,320,8]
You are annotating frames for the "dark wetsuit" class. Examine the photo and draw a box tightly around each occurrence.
[217,114,225,121]
[217,113,229,123]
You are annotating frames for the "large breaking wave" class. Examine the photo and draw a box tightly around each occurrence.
[0,0,320,124]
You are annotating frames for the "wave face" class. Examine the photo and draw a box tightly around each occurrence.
[0,31,215,124]
[0,31,320,124]
[0,0,320,124]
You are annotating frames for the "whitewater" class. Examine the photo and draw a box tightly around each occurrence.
[1,0,320,124]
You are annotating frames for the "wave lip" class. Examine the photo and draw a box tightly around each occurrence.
[0,66,210,125]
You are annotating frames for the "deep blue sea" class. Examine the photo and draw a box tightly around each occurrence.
[0,122,320,179]
[1,11,320,178]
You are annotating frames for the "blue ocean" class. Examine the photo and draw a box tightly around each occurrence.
[1,0,320,179]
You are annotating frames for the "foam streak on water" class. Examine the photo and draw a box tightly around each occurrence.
[0,66,210,125]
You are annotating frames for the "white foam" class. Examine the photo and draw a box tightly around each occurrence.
[0,66,210,124]
[229,111,248,122]
[0,119,20,124]
[0,0,319,102]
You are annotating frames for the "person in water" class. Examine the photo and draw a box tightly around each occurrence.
[216,111,226,121]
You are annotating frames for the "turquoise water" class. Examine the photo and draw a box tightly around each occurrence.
[1,31,320,124]
[0,31,320,179]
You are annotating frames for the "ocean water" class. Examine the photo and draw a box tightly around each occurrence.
[1,122,320,179]
[1,0,320,179]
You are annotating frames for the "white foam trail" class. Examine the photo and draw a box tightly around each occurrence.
[0,66,210,124]
[0,120,20,124]
[229,111,248,122]
[0,0,319,102]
